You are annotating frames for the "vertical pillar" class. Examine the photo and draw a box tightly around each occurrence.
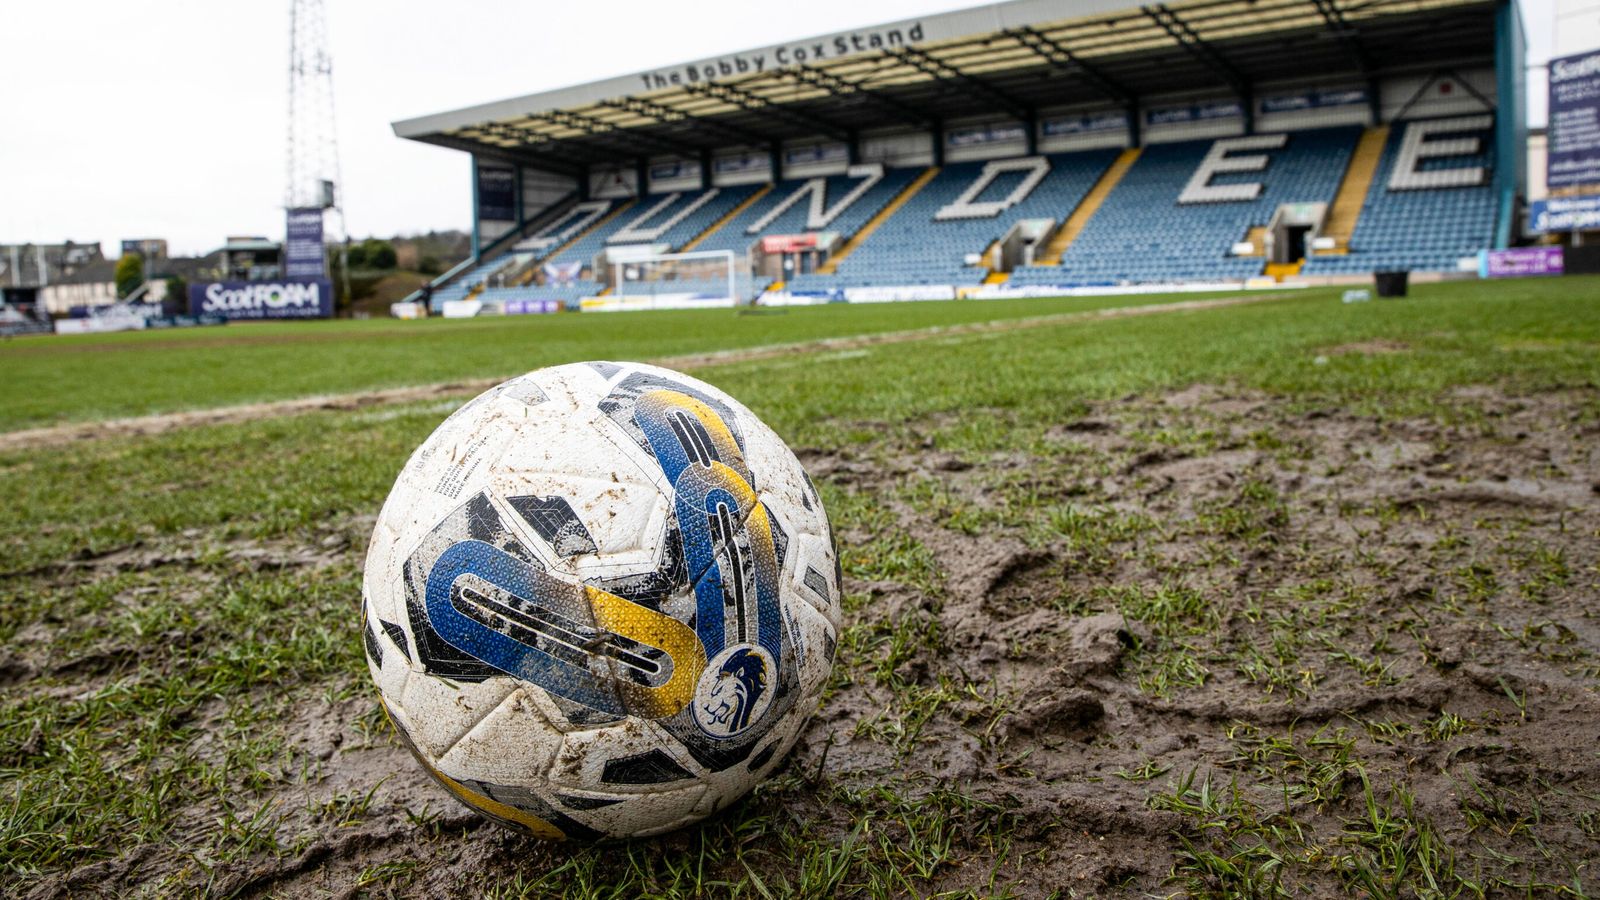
[1024,111,1038,156]
[636,158,649,197]
[513,164,525,229]
[848,131,861,165]
[1493,0,1526,249]
[469,156,481,259]
[770,142,783,182]
[700,148,713,190]
[931,121,945,166]
[1127,100,1142,148]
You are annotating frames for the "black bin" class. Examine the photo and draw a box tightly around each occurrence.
[1374,271,1409,298]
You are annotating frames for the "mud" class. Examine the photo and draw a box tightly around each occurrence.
[17,382,1600,896]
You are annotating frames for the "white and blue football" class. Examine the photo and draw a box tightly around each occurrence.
[361,362,841,839]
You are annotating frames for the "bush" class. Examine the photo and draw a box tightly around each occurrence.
[362,239,397,270]
[164,276,187,313]
[114,255,143,299]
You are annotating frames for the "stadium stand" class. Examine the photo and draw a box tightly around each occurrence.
[690,168,922,257]
[392,0,1525,311]
[1011,127,1361,287]
[1302,117,1497,275]
[786,150,1121,292]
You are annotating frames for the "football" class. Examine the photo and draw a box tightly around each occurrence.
[360,361,842,840]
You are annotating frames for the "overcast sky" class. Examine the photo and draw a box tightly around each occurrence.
[0,0,1558,257]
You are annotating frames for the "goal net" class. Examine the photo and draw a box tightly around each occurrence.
[605,248,754,309]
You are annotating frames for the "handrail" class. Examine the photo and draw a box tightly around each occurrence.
[396,191,580,309]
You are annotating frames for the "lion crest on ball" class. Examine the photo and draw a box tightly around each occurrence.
[695,646,772,738]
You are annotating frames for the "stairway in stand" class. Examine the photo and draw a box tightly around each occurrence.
[1035,148,1142,265]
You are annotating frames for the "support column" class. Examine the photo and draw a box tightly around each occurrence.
[469,156,481,259]
[1493,0,1526,249]
[770,142,783,182]
[513,164,525,229]
[931,122,945,166]
[1127,100,1142,148]
[700,148,712,190]
[848,131,861,165]
[635,158,649,197]
[1025,111,1038,156]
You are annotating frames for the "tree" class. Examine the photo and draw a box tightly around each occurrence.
[164,276,188,313]
[362,238,397,270]
[114,255,143,299]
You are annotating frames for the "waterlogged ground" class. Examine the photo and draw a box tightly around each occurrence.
[2,282,1598,896]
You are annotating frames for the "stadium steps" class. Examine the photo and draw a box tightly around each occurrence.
[1264,260,1304,281]
[1320,126,1390,254]
[541,200,636,264]
[1035,148,1141,264]
[680,185,772,252]
[1238,226,1267,257]
[815,167,941,274]
[983,270,1009,285]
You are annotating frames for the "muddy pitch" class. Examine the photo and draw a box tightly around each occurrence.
[14,382,1600,897]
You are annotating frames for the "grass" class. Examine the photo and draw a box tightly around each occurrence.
[0,290,1242,432]
[1,276,1597,896]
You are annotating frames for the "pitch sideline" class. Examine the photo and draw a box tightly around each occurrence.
[0,292,1295,452]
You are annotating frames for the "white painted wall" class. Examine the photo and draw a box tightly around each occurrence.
[1036,106,1130,153]
[645,157,703,193]
[943,118,1029,162]
[782,140,851,178]
[859,128,934,168]
[1141,92,1247,145]
[1254,81,1373,132]
[522,167,578,221]
[1379,68,1497,121]
[710,147,773,186]
[589,166,640,199]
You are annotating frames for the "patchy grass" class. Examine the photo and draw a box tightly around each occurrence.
[1,276,1598,896]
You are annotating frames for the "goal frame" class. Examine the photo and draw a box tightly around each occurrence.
[610,248,743,308]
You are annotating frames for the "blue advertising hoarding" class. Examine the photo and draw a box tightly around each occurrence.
[1529,195,1600,232]
[1548,49,1600,192]
[189,279,333,320]
[477,165,517,221]
[284,208,326,278]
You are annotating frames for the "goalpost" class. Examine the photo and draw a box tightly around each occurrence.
[608,248,751,309]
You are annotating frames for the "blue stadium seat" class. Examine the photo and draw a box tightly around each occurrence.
[691,169,922,256]
[1012,126,1361,288]
[1301,118,1495,275]
[787,150,1120,292]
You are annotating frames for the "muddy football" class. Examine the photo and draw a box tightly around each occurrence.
[363,363,840,839]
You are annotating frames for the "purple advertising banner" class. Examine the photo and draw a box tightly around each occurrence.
[504,299,561,315]
[1549,50,1600,191]
[1481,248,1564,279]
[189,279,334,320]
[284,208,326,278]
